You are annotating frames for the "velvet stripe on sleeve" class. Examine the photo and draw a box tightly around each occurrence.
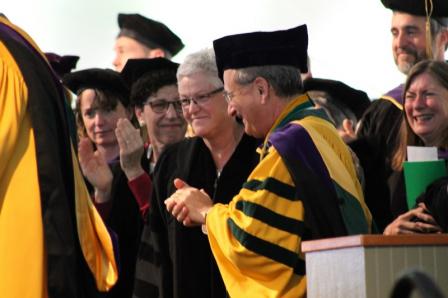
[206,95,372,298]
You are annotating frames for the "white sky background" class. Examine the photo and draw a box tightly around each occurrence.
[3,0,429,98]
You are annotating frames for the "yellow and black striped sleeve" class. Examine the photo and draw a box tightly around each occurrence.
[206,146,307,298]
[205,115,372,298]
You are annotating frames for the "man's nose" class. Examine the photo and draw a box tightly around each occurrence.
[112,55,122,71]
[395,31,408,49]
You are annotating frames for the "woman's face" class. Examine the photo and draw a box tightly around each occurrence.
[79,89,130,147]
[404,72,448,146]
[178,72,230,139]
[135,84,186,148]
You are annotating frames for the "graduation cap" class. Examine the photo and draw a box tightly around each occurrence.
[62,68,129,106]
[381,0,448,19]
[120,57,179,87]
[382,0,448,58]
[118,13,184,56]
[45,52,79,78]
[303,78,371,119]
[213,24,308,81]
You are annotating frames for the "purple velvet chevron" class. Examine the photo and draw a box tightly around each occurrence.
[383,84,404,105]
[438,148,448,160]
[0,22,64,95]
[269,122,334,192]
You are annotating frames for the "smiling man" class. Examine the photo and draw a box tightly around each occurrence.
[352,0,448,231]
[359,0,448,146]
[164,25,373,298]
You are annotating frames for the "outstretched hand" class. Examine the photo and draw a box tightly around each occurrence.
[165,178,213,226]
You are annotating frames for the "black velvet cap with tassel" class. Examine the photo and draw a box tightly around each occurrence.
[381,0,448,23]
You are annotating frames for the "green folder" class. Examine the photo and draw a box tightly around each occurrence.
[403,160,447,210]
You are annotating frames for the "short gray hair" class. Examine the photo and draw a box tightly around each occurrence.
[431,17,448,36]
[234,65,303,99]
[431,18,448,51]
[177,48,223,88]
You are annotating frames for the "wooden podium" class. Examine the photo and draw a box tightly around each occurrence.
[302,235,448,298]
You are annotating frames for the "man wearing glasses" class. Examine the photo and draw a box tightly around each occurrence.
[165,25,373,297]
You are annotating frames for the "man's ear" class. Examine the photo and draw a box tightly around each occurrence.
[442,29,448,51]
[253,77,270,104]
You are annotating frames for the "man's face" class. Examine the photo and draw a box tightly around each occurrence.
[391,12,428,74]
[113,36,152,72]
[135,84,186,150]
[224,70,267,138]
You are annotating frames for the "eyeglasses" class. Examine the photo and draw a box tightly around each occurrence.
[223,91,235,103]
[145,99,183,114]
[179,87,224,108]
[223,79,257,103]
[223,86,249,103]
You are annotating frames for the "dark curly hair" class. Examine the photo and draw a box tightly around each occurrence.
[130,68,178,108]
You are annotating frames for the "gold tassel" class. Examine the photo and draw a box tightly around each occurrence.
[425,0,434,59]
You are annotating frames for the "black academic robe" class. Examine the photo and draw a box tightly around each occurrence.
[417,176,448,232]
[133,134,259,298]
[102,161,145,298]
[389,158,448,229]
[352,98,403,231]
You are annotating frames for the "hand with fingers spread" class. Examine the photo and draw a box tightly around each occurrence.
[78,137,113,203]
[115,118,145,180]
[384,203,443,235]
[165,178,213,226]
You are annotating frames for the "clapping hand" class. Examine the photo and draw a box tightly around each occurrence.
[165,179,212,226]
[115,118,145,180]
[78,137,113,203]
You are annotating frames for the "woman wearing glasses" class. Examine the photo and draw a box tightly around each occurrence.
[132,49,259,298]
[120,58,187,175]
